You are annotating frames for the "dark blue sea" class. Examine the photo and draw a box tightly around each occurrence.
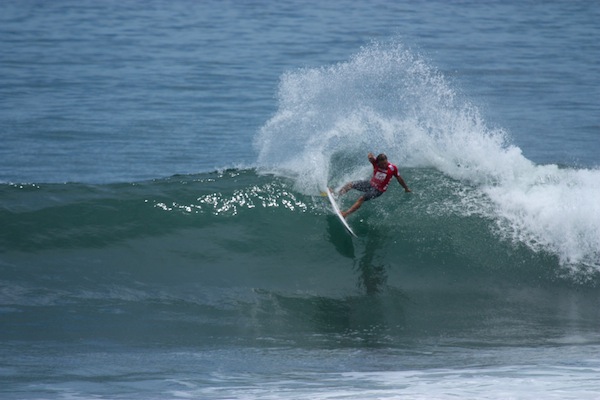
[1,1,599,398]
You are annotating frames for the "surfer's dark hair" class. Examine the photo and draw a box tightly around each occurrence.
[376,153,387,162]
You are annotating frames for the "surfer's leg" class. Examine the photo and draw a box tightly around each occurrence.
[342,196,365,218]
[339,182,354,196]
[340,181,370,196]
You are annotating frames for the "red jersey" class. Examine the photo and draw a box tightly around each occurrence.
[369,159,399,192]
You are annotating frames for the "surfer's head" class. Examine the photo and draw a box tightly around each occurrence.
[376,153,388,168]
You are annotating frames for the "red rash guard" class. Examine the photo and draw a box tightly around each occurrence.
[369,159,399,192]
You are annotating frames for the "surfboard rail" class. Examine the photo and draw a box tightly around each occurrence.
[324,188,357,237]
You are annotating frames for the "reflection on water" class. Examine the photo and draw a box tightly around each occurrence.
[326,215,355,259]
[355,224,390,295]
[327,214,392,295]
[356,234,388,295]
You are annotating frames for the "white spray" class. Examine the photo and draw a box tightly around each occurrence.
[255,40,600,271]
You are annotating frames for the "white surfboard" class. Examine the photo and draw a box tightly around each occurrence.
[325,188,357,237]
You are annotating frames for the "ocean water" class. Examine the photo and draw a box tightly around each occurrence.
[1,1,600,399]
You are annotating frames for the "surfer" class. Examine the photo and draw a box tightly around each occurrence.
[339,152,410,218]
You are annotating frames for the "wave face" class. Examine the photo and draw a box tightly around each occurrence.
[2,170,600,350]
[255,41,600,271]
[2,169,597,284]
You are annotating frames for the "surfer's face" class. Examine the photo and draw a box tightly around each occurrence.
[377,159,389,169]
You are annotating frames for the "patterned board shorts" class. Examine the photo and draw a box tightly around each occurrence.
[351,181,384,201]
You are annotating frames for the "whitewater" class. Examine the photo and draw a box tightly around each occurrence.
[256,42,600,274]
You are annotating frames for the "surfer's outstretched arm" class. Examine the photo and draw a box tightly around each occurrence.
[396,175,411,192]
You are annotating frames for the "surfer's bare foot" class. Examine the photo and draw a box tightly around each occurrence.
[341,211,348,218]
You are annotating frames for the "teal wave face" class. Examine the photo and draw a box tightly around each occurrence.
[1,168,597,288]
[2,168,600,351]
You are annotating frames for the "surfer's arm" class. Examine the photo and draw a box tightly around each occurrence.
[396,175,411,192]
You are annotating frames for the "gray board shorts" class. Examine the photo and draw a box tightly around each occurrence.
[350,181,384,201]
